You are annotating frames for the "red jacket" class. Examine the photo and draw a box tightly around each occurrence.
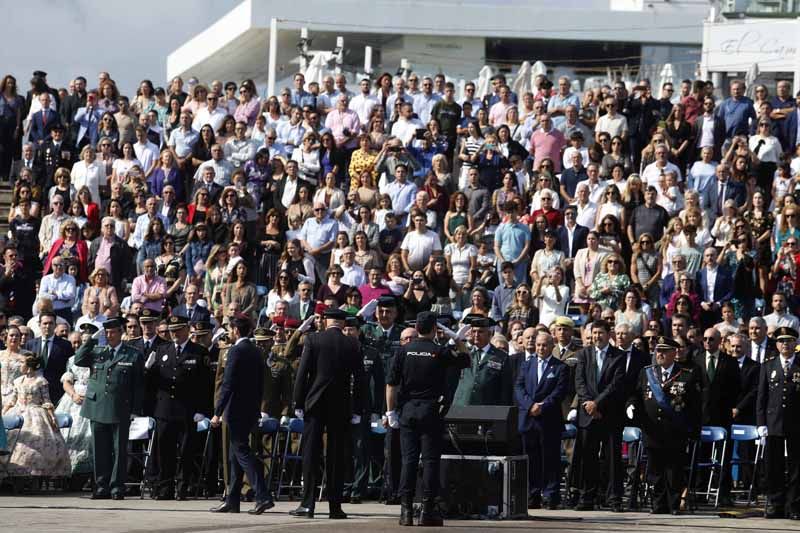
[43,238,89,282]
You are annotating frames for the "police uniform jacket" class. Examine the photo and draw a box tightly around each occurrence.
[74,338,144,424]
[633,362,701,449]
[757,356,800,437]
[261,348,294,418]
[358,332,387,415]
[149,340,211,421]
[452,344,513,407]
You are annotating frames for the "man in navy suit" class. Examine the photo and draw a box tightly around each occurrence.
[697,247,734,329]
[172,283,212,323]
[26,311,74,404]
[210,314,274,515]
[29,92,60,146]
[515,327,569,509]
[702,163,746,225]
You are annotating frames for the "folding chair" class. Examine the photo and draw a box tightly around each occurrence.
[560,423,577,502]
[125,416,156,499]
[728,424,762,506]
[194,417,213,498]
[622,426,648,509]
[256,417,280,494]
[688,426,727,508]
[0,415,24,478]
[275,418,304,501]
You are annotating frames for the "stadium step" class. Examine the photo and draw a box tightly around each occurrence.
[0,180,12,237]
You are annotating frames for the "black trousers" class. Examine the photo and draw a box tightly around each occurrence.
[91,420,130,496]
[765,435,800,512]
[348,416,370,498]
[383,425,402,500]
[576,423,623,505]
[300,405,348,510]
[522,424,562,503]
[648,445,688,512]
[155,417,198,496]
[398,399,443,502]
[226,420,269,506]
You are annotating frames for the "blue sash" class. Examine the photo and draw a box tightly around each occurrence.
[645,367,689,431]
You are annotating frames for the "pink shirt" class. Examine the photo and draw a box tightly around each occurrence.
[489,101,512,126]
[131,274,167,311]
[234,98,260,127]
[324,109,361,149]
[94,237,113,275]
[530,128,566,173]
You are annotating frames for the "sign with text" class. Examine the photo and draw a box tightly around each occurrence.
[704,19,798,72]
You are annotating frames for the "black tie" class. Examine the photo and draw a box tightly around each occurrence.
[144,340,151,353]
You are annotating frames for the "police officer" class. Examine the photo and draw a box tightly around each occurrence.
[757,326,800,520]
[386,311,470,526]
[74,317,144,500]
[451,316,513,407]
[360,296,403,502]
[631,336,701,515]
[144,315,211,500]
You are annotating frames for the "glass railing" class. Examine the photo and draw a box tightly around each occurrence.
[734,0,800,16]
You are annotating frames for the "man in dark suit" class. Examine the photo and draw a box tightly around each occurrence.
[210,314,274,515]
[89,218,133,294]
[757,326,800,519]
[29,92,61,146]
[515,328,569,509]
[698,328,740,506]
[145,316,211,500]
[702,163,746,225]
[171,283,211,323]
[191,166,224,206]
[271,160,301,215]
[10,142,44,185]
[616,323,649,406]
[556,207,588,259]
[691,97,726,161]
[729,334,760,489]
[784,98,800,157]
[291,307,364,519]
[23,70,60,117]
[26,311,73,404]
[573,320,626,511]
[697,247,734,329]
[749,316,777,365]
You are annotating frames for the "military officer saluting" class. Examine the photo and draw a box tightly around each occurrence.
[144,315,211,500]
[631,336,701,515]
[452,316,513,407]
[74,317,144,500]
[757,326,800,520]
[254,327,293,419]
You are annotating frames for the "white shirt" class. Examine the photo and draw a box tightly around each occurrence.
[390,117,425,146]
[764,311,800,331]
[536,355,552,384]
[750,339,768,364]
[575,179,608,204]
[595,113,628,138]
[704,267,717,302]
[572,200,598,229]
[660,362,676,382]
[38,273,76,310]
[349,93,378,125]
[341,262,366,287]
[70,160,107,202]
[698,114,715,148]
[400,230,442,271]
[641,161,683,187]
[192,106,227,133]
[281,177,299,209]
[133,141,160,173]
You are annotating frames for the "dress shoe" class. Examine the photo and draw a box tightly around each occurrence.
[419,502,443,527]
[91,493,111,500]
[248,500,275,515]
[328,509,348,519]
[210,502,240,513]
[789,512,800,520]
[399,504,414,526]
[111,493,125,501]
[528,496,542,509]
[670,509,681,516]
[573,502,594,511]
[289,506,315,518]
[765,506,785,519]
[610,503,624,513]
[349,496,362,504]
[384,496,400,505]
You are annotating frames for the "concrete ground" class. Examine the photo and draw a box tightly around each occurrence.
[0,494,796,533]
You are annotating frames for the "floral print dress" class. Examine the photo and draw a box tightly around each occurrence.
[55,357,93,474]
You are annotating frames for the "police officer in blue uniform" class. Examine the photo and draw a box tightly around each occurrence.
[386,311,470,527]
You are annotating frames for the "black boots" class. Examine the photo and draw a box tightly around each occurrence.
[399,501,414,526]
[418,498,443,527]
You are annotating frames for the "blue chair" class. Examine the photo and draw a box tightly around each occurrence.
[728,424,762,506]
[275,418,304,501]
[622,426,648,509]
[194,417,214,498]
[0,415,24,474]
[54,413,73,429]
[560,423,578,501]
[688,426,728,508]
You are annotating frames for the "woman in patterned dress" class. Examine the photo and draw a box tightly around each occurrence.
[55,353,93,476]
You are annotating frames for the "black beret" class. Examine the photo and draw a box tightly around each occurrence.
[323,308,348,320]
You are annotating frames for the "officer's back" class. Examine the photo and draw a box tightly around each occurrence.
[392,337,469,405]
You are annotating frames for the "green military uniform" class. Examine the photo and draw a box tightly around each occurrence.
[262,349,294,417]
[74,335,144,498]
[452,344,513,406]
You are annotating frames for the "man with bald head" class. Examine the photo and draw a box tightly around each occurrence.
[515,329,569,509]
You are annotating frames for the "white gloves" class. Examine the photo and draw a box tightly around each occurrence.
[386,410,400,429]
[193,413,205,423]
[351,414,361,425]
[567,409,577,423]
[357,298,379,319]
[758,426,768,437]
[294,409,304,420]
[280,416,290,426]
[626,405,635,420]
[370,413,381,424]
[91,329,104,341]
[454,324,471,342]
[298,315,316,333]
[144,351,157,370]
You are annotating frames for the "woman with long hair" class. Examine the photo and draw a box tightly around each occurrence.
[219,187,247,225]
[221,259,258,319]
[136,217,165,272]
[665,273,701,322]
[255,208,285,292]
[348,135,378,191]
[444,225,477,310]
[150,148,184,201]
[168,204,192,251]
[265,268,299,317]
[615,288,648,336]
[279,238,316,286]
[665,103,692,173]
[354,170,379,210]
[43,220,89,282]
[349,205,380,251]
[535,267,570,327]
[600,135,632,178]
[233,82,259,129]
[457,120,484,189]
[401,270,433,321]
[131,79,156,116]
[384,253,409,296]
[97,116,120,157]
[83,267,119,318]
[631,232,661,308]
[111,141,141,185]
[743,189,775,294]
[443,191,472,244]
[504,281,538,328]
[292,131,321,187]
[187,188,211,224]
[589,253,631,310]
[0,75,25,176]
[77,186,100,229]
[594,185,625,230]
[203,244,229,316]
[7,182,40,222]
[353,230,381,270]
[313,171,346,210]
[287,185,314,223]
[191,124,216,169]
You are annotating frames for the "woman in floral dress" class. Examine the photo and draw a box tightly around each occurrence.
[55,354,93,475]
[1,326,26,410]
[3,354,70,478]
[590,253,631,310]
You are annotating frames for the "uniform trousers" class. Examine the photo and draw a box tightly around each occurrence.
[398,399,443,502]
[226,420,269,506]
[383,426,402,500]
[348,415,371,499]
[300,403,348,510]
[92,420,130,496]
[648,445,688,512]
[155,417,198,496]
[764,435,800,512]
